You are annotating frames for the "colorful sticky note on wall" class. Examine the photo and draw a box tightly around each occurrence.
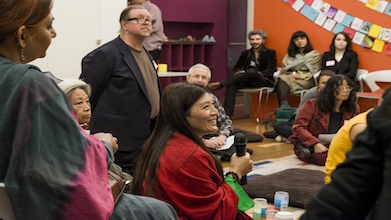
[314,13,327,26]
[372,39,385,52]
[344,27,356,39]
[320,2,331,13]
[341,14,354,27]
[300,4,319,21]
[352,31,365,45]
[333,10,346,23]
[362,36,374,48]
[333,23,346,34]
[292,0,305,12]
[323,18,336,31]
[325,6,338,18]
[368,24,382,38]
[350,17,364,31]
[303,0,313,5]
[287,0,296,6]
[374,1,388,13]
[311,0,323,12]
[366,0,379,10]
[379,28,391,41]
[358,21,372,35]
[385,3,391,16]
[385,44,391,56]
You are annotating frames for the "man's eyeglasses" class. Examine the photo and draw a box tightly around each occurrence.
[337,86,353,92]
[127,17,156,25]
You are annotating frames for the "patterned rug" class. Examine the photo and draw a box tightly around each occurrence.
[225,155,326,210]
[224,154,325,178]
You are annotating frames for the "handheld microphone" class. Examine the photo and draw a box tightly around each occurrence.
[234,132,247,185]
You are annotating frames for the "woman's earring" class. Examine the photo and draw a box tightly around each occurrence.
[20,47,25,61]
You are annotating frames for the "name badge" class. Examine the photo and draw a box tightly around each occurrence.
[326,60,335,66]
[250,61,256,67]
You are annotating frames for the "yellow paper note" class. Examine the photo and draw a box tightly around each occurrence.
[372,39,385,53]
[366,0,379,10]
[368,24,382,38]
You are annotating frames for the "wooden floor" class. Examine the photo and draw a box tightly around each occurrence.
[221,117,295,168]
[219,94,295,168]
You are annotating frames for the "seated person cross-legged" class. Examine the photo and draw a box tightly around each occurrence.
[132,83,254,219]
[207,29,277,116]
[289,75,359,166]
[275,30,321,108]
[324,86,391,184]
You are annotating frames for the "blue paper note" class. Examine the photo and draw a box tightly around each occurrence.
[332,23,346,34]
[341,14,354,27]
[359,21,372,35]
[385,3,391,16]
[300,4,319,22]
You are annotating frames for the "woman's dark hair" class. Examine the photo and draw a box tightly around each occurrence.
[132,82,223,196]
[329,32,352,54]
[0,0,52,44]
[288,31,314,57]
[317,75,357,113]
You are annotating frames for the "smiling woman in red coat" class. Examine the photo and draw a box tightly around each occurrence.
[132,83,254,220]
[289,75,359,165]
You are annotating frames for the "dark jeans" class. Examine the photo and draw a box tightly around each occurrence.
[115,148,142,176]
[273,119,294,138]
[222,68,272,116]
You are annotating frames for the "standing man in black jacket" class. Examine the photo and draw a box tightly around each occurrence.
[80,5,161,175]
[208,29,277,116]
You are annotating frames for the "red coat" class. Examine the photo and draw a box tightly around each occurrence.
[144,132,239,220]
[289,99,359,165]
[290,99,359,147]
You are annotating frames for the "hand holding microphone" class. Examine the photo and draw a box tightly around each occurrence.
[228,133,253,185]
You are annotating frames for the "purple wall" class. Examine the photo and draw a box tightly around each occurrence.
[153,0,228,96]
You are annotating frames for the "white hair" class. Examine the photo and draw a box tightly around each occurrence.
[188,63,211,79]
[57,78,91,98]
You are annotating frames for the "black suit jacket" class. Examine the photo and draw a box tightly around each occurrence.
[322,50,358,82]
[80,36,162,152]
[232,46,277,85]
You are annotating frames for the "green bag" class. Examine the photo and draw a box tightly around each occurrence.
[265,107,298,130]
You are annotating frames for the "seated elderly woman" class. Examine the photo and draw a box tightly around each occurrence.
[289,75,359,166]
[58,78,92,129]
[58,78,132,181]
[132,83,254,219]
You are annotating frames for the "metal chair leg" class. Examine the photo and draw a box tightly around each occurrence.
[262,91,270,123]
[256,90,263,123]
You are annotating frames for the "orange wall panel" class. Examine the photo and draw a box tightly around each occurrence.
[250,0,391,118]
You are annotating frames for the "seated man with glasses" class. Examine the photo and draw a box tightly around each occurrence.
[288,75,359,166]
[80,5,162,176]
